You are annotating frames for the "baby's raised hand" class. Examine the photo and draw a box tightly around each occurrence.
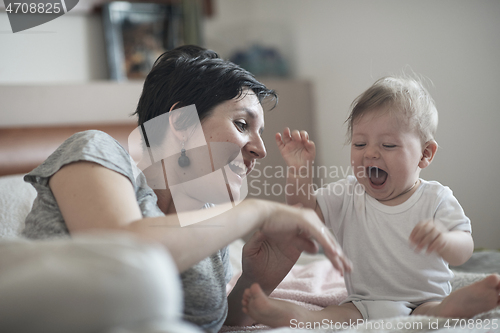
[409,219,449,255]
[276,128,316,173]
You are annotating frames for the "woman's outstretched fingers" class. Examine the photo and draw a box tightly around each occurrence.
[261,202,351,275]
[295,233,319,254]
[301,214,352,274]
[321,227,352,273]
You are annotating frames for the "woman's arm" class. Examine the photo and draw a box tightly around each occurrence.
[49,161,255,272]
[49,161,350,273]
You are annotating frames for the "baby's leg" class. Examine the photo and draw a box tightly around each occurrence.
[412,274,500,318]
[242,283,362,328]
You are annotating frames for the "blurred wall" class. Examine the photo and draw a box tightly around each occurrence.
[0,14,108,83]
[0,1,498,249]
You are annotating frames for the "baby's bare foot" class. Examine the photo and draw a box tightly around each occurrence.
[242,283,305,328]
[438,274,500,318]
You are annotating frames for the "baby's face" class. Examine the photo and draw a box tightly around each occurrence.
[350,108,424,205]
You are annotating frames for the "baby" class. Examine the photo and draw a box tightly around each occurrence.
[242,76,500,326]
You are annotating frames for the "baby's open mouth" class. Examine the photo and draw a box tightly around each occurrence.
[368,167,387,186]
[228,160,247,178]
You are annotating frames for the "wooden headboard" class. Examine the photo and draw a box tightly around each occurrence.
[0,123,136,177]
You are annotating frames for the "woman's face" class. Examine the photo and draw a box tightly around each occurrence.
[200,90,267,201]
[202,90,267,172]
[166,90,267,208]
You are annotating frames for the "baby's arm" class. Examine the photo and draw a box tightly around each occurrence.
[409,220,474,266]
[276,128,322,220]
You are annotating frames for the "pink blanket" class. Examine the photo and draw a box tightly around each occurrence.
[221,259,347,332]
[269,259,347,310]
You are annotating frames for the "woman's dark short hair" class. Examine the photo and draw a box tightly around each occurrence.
[134,45,277,145]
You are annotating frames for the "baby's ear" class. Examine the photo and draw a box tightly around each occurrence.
[419,140,438,169]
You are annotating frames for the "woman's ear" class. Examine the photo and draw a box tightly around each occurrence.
[168,102,186,142]
[418,140,438,169]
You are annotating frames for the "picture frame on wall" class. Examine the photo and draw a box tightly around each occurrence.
[102,1,184,81]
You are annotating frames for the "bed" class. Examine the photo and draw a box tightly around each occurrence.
[0,124,499,333]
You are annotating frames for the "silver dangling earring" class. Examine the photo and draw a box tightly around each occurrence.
[178,140,190,167]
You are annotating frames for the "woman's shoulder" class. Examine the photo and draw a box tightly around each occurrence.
[63,130,127,153]
[24,130,136,187]
[22,130,161,240]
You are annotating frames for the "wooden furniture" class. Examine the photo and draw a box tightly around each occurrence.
[0,124,136,177]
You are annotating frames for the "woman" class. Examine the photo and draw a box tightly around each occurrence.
[21,45,351,332]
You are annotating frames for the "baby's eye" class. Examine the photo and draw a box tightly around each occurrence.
[234,120,248,131]
[353,143,365,148]
[383,144,396,148]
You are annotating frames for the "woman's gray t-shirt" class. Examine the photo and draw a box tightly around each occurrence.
[22,130,232,333]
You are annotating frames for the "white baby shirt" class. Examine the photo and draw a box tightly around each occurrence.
[316,176,471,303]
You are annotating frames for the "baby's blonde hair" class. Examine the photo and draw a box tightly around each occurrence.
[346,76,438,145]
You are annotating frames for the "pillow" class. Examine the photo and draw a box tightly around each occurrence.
[0,174,37,239]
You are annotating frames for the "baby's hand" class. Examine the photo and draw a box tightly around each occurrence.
[276,128,316,174]
[409,219,449,255]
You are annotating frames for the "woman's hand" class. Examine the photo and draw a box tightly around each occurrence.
[255,201,351,276]
[238,200,351,291]
[276,128,316,175]
[240,227,317,295]
[225,200,351,326]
